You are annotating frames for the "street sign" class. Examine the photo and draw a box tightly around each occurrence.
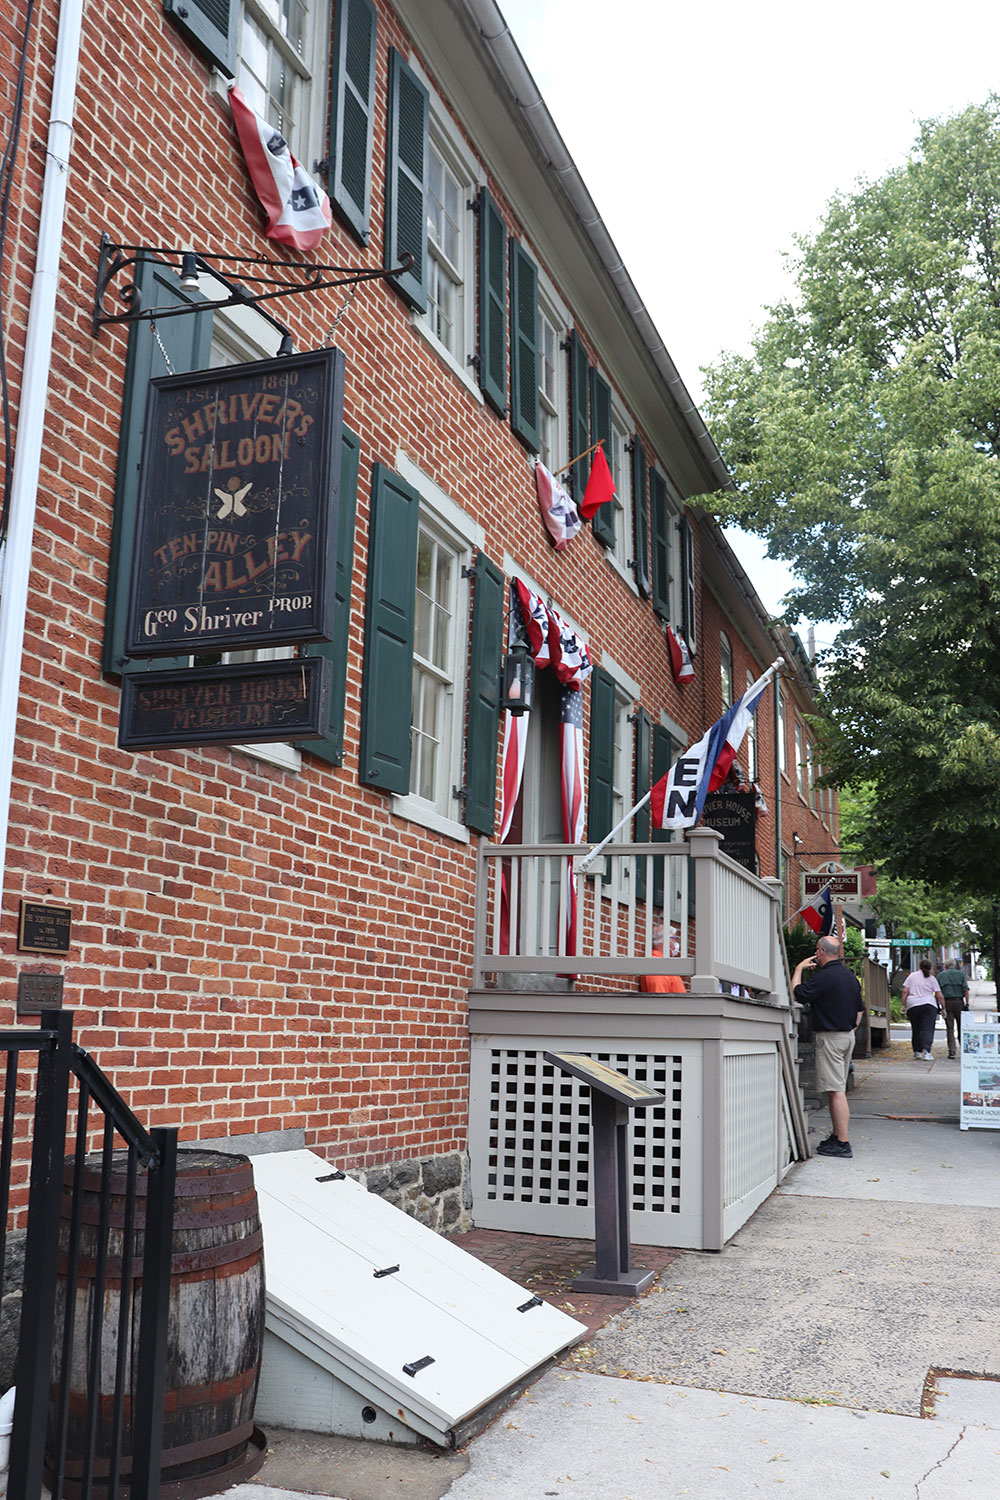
[895,938,931,947]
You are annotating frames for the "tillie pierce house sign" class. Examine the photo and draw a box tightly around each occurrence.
[125,347,345,657]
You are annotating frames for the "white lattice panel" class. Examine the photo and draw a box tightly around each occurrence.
[722,1044,779,1239]
[469,1038,704,1248]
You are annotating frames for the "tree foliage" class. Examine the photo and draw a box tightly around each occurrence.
[701,99,1000,896]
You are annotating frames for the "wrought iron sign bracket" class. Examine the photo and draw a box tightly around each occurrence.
[92,232,414,337]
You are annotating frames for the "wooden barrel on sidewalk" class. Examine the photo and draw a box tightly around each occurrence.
[48,1148,266,1499]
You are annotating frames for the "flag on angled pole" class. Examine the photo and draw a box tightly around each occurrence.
[229,86,332,251]
[649,661,779,831]
[665,624,694,684]
[786,885,834,936]
[534,459,582,549]
[576,658,781,873]
[579,443,615,519]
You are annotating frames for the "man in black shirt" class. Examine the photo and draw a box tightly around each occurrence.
[792,935,864,1158]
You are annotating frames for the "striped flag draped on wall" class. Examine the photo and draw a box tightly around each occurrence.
[499,580,591,954]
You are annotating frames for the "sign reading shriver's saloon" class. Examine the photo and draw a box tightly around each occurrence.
[125,348,345,657]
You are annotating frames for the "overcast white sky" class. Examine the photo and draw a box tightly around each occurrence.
[498,0,1000,630]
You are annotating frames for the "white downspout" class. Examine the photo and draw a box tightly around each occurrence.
[0,0,85,898]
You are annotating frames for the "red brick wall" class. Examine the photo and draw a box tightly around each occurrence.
[0,1,810,1175]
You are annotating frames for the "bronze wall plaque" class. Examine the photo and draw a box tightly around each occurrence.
[119,655,332,750]
[125,347,345,657]
[18,900,72,953]
[17,973,65,1016]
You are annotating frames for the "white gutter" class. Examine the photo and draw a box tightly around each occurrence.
[461,0,734,494]
[0,0,85,896]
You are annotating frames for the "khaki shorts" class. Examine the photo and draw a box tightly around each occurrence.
[815,1030,855,1094]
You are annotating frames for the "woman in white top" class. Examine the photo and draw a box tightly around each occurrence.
[902,959,944,1060]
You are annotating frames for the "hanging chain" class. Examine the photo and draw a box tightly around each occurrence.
[320,278,360,348]
[150,320,175,375]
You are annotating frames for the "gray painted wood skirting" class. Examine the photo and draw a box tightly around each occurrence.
[468,990,791,1042]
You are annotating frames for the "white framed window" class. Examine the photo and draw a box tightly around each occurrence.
[720,633,733,710]
[409,72,481,396]
[777,688,787,777]
[745,669,758,780]
[538,298,566,473]
[795,721,806,800]
[807,740,817,810]
[393,455,484,840]
[225,0,328,165]
[608,406,634,583]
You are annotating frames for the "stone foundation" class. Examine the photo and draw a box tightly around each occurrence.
[355,1149,473,1235]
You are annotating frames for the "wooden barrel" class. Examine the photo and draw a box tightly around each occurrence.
[48,1148,266,1499]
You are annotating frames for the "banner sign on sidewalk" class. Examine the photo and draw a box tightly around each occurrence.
[959,1016,1000,1131]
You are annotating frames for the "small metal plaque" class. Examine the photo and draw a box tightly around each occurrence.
[18,900,72,954]
[544,1052,665,1108]
[118,656,332,750]
[17,973,65,1016]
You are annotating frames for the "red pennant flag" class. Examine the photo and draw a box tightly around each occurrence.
[580,444,615,520]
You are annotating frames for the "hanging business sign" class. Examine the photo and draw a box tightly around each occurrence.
[119,657,332,750]
[125,347,345,657]
[701,792,757,873]
[803,870,861,899]
[959,1016,1000,1131]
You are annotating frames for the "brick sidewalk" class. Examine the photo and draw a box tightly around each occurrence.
[454,1227,681,1341]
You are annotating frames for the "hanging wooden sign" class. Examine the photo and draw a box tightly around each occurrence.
[124,347,345,657]
[701,791,757,873]
[119,657,332,750]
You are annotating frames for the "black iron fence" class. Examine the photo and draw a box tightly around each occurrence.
[2,1008,177,1500]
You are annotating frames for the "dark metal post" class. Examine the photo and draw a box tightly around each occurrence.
[615,1104,631,1274]
[130,1126,177,1500]
[589,1091,622,1282]
[9,1009,74,1500]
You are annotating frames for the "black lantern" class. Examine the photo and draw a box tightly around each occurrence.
[502,645,535,716]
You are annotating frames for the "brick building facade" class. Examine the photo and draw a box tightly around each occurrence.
[0,0,836,1222]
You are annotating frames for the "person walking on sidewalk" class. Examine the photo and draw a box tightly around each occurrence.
[792,935,864,1158]
[902,959,944,1060]
[937,960,969,1058]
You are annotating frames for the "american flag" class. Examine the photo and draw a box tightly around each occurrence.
[560,685,585,954]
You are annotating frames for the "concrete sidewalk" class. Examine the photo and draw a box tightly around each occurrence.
[221,982,1000,1499]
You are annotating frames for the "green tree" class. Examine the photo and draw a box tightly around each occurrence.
[701,98,1000,897]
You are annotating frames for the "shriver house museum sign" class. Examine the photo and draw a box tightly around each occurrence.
[125,347,345,657]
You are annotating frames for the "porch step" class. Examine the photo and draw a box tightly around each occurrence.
[248,1149,585,1448]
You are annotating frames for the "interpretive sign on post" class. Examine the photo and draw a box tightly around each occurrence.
[125,347,345,656]
[959,1017,1000,1131]
[544,1051,664,1296]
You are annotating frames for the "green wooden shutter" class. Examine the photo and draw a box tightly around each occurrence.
[384,48,428,311]
[163,0,236,75]
[568,330,590,503]
[681,516,698,654]
[298,426,360,765]
[649,467,670,620]
[359,464,419,792]
[631,436,650,597]
[587,666,616,842]
[329,0,377,245]
[652,724,673,907]
[634,707,651,902]
[478,188,508,416]
[465,553,505,834]
[509,240,540,451]
[590,369,614,548]
[103,258,213,677]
